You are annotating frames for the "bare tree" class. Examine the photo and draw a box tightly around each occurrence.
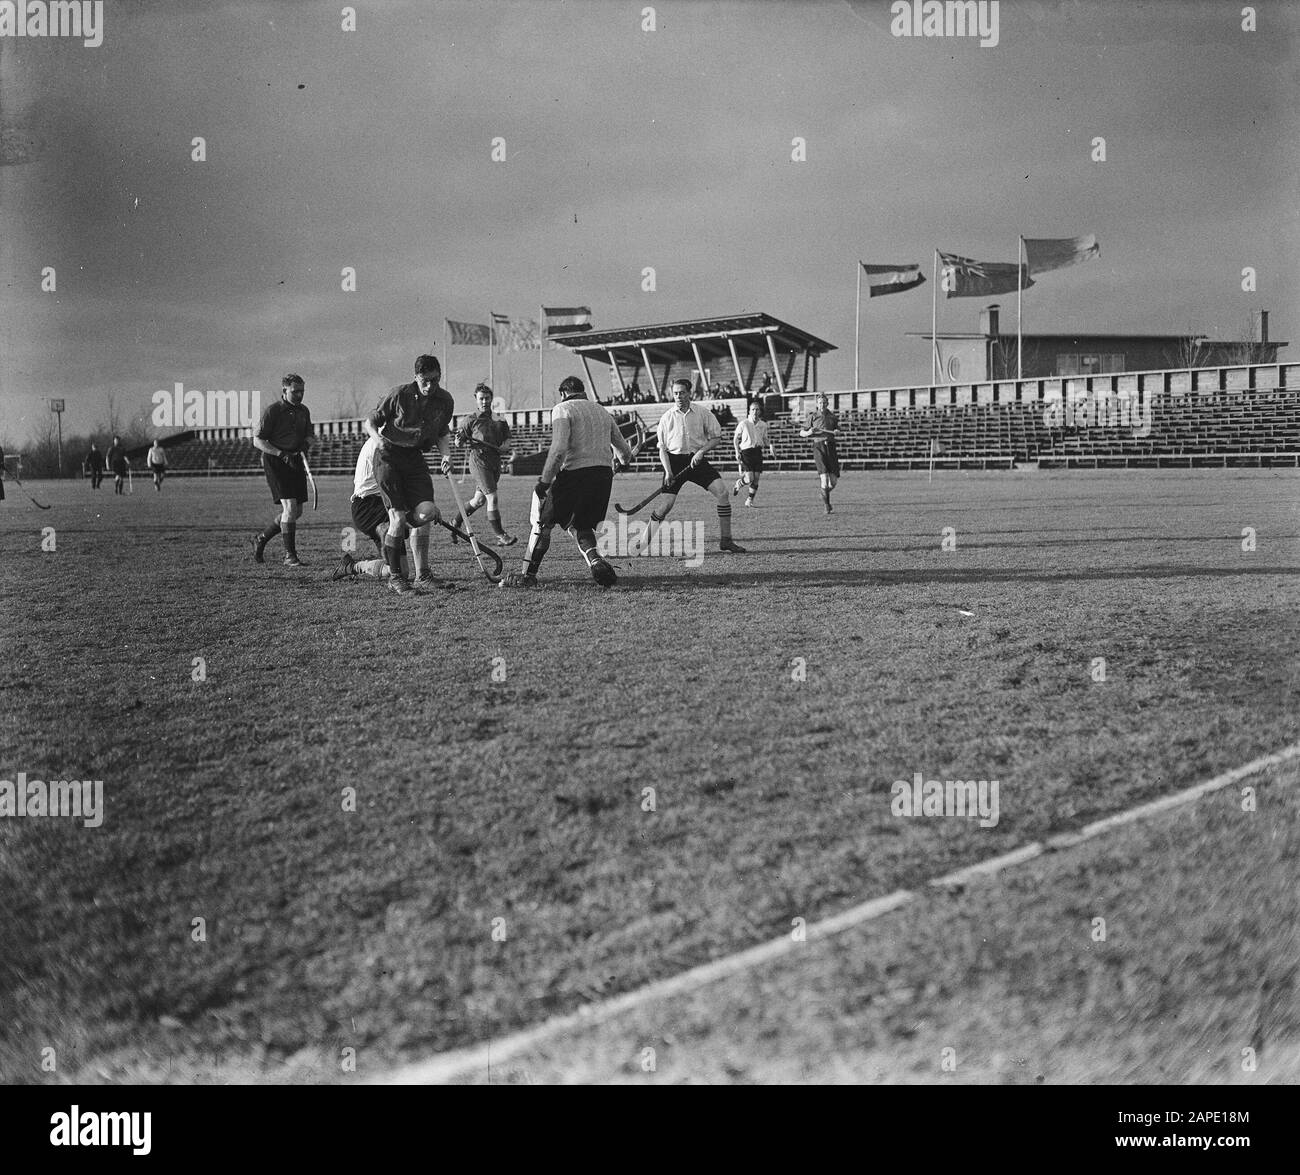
[1165,334,1210,370]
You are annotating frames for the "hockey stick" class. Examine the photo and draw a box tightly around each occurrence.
[300,451,319,511]
[442,471,503,584]
[7,471,51,509]
[614,464,693,516]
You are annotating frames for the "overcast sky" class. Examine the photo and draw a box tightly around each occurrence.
[1,0,1296,439]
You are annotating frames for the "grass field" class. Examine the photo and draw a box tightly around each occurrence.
[1,467,1297,1084]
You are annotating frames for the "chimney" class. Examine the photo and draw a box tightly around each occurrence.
[1260,310,1269,345]
[980,303,1000,337]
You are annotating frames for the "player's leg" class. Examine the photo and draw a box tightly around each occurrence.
[748,468,761,505]
[706,475,744,552]
[511,481,555,584]
[564,468,616,586]
[280,497,304,564]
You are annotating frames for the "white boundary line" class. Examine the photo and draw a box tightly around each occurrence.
[372,742,1300,1085]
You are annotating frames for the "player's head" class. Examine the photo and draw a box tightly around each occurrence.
[112,434,121,445]
[817,392,828,408]
[474,383,494,411]
[558,375,585,401]
[748,400,762,420]
[282,373,305,404]
[671,378,692,409]
[414,354,440,394]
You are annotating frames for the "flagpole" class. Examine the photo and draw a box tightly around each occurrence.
[444,319,451,395]
[539,305,545,411]
[488,313,495,391]
[931,249,939,385]
[1017,235,1024,381]
[854,261,862,390]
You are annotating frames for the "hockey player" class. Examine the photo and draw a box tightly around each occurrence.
[452,382,516,546]
[251,374,314,565]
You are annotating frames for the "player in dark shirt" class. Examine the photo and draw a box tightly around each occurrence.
[85,443,105,489]
[799,393,841,514]
[369,354,455,595]
[106,436,128,494]
[452,383,516,546]
[251,374,314,566]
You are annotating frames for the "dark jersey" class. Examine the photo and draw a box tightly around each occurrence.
[371,381,455,452]
[85,449,105,471]
[107,445,127,472]
[808,409,839,445]
[257,399,313,453]
[457,412,511,450]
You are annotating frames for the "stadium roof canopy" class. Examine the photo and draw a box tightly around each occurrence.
[550,312,836,397]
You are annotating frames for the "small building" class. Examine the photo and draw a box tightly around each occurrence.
[550,312,836,403]
[910,306,1286,384]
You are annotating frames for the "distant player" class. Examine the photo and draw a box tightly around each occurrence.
[799,392,840,514]
[147,439,168,491]
[369,354,454,596]
[107,435,128,494]
[85,443,105,489]
[452,382,516,546]
[502,375,631,588]
[333,419,444,587]
[251,374,314,566]
[731,400,774,507]
[0,441,5,502]
[643,378,744,553]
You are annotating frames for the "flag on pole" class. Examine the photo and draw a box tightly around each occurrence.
[543,306,593,335]
[1023,233,1100,276]
[490,313,541,350]
[861,262,926,297]
[938,251,1034,298]
[446,320,494,346]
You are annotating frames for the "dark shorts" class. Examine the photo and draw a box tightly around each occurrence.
[150,462,166,475]
[738,446,764,473]
[376,445,435,514]
[812,440,840,477]
[263,453,308,503]
[468,450,500,495]
[351,494,388,549]
[665,452,722,492]
[111,461,127,476]
[541,465,614,532]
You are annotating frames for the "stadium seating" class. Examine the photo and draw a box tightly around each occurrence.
[161,386,1300,475]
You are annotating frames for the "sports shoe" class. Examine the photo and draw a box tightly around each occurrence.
[745,497,756,507]
[283,554,304,567]
[496,533,518,547]
[252,533,268,563]
[824,503,833,515]
[589,557,618,588]
[331,553,356,580]
[732,478,743,497]
[388,575,414,595]
[415,569,455,590]
[499,571,538,588]
[718,539,747,553]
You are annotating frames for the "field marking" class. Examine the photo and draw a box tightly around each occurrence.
[371,742,1300,1085]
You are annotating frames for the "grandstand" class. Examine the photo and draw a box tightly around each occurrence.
[164,360,1300,476]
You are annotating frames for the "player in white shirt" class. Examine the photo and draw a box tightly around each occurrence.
[147,440,168,492]
[731,401,774,507]
[331,421,443,586]
[502,375,632,588]
[643,378,744,553]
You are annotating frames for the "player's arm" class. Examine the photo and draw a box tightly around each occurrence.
[252,404,292,461]
[539,415,571,487]
[609,416,632,468]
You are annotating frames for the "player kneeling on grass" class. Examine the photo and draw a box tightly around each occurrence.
[732,400,774,507]
[451,382,516,546]
[251,374,314,565]
[799,391,840,514]
[502,375,632,588]
[333,419,439,585]
[370,354,454,596]
[643,377,744,553]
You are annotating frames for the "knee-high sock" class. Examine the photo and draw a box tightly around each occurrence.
[411,527,430,575]
[716,501,732,541]
[820,486,830,505]
[281,521,297,556]
[573,527,599,565]
[486,508,505,536]
[523,527,551,575]
[384,535,406,578]
[259,520,282,542]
